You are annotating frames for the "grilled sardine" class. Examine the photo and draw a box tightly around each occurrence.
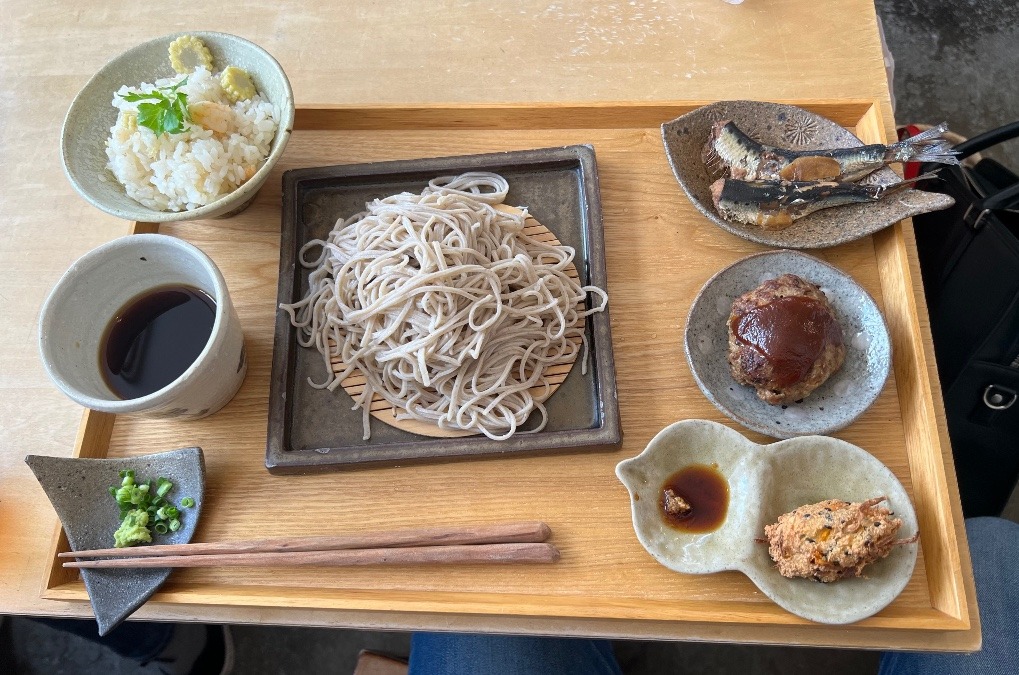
[709,174,937,230]
[704,120,958,182]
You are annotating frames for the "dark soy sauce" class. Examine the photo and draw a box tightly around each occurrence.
[659,463,730,533]
[100,285,216,399]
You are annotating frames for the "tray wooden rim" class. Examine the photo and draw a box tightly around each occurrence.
[41,101,978,650]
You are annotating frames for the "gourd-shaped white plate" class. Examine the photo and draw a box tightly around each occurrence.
[615,419,918,624]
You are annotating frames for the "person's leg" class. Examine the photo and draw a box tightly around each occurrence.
[879,517,1018,674]
[408,632,621,675]
[31,617,174,661]
[27,618,231,674]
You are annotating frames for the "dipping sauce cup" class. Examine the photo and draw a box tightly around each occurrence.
[39,234,246,419]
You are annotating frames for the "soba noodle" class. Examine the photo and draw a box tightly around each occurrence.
[280,172,608,440]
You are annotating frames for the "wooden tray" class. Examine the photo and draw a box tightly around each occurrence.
[42,102,977,649]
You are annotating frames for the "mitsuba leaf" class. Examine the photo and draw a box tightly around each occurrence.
[119,91,164,102]
[119,78,191,136]
[136,101,163,132]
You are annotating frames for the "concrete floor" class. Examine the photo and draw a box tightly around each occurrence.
[4,1,1017,673]
[880,0,1019,170]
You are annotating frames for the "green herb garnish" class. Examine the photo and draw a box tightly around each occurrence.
[109,470,187,547]
[118,78,191,136]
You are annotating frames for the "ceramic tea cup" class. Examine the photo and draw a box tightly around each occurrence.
[39,234,246,419]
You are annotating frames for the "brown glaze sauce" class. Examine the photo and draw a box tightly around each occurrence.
[659,464,729,533]
[729,295,842,388]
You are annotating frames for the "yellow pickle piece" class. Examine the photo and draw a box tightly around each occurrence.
[118,110,138,132]
[168,35,214,74]
[220,66,257,102]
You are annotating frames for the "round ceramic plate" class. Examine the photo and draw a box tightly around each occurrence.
[661,100,954,249]
[615,419,919,625]
[685,249,891,439]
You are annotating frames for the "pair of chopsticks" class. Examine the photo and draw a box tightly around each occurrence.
[60,521,559,569]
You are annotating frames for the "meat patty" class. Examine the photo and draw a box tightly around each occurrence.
[727,273,845,405]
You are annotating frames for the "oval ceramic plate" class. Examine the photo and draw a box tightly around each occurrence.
[661,100,954,249]
[25,447,205,635]
[615,419,919,624]
[685,249,891,439]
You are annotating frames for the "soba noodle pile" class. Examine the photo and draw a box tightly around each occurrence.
[280,172,608,440]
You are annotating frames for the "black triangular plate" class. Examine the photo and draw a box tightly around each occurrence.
[26,447,204,635]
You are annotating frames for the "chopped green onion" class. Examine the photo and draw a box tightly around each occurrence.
[109,469,186,546]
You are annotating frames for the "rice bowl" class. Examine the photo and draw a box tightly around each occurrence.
[61,31,294,223]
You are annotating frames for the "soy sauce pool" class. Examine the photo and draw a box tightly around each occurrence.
[100,285,216,399]
[659,463,729,533]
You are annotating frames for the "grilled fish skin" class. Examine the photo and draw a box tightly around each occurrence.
[703,120,959,182]
[709,174,936,230]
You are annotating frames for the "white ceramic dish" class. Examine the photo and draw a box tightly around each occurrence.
[684,249,891,439]
[615,419,919,624]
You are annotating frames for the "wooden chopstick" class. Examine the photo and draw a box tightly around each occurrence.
[59,521,551,559]
[62,543,560,568]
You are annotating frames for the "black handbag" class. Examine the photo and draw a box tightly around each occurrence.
[913,122,1019,517]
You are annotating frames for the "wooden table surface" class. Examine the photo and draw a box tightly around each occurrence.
[0,0,979,650]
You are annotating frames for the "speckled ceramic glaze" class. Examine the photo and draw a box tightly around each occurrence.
[615,419,919,624]
[39,234,247,419]
[684,249,890,439]
[661,100,955,249]
[25,448,205,635]
[61,31,295,222]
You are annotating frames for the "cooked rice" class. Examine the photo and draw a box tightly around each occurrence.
[105,67,278,211]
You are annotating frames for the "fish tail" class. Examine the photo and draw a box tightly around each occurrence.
[885,123,960,165]
[908,141,961,166]
[903,121,950,143]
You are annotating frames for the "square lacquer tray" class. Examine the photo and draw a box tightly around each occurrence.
[267,146,620,471]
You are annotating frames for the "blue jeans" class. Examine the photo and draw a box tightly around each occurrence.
[879,517,1019,674]
[410,517,1018,674]
[409,634,622,675]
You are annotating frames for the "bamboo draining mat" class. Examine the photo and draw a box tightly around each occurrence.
[43,101,973,646]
